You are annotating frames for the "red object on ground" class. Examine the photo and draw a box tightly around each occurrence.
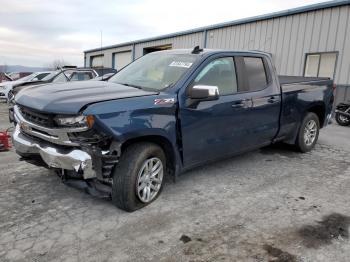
[0,130,11,151]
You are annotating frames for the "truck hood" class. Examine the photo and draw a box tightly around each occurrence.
[15,81,158,114]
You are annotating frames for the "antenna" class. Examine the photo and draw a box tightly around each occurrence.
[100,30,104,76]
[191,45,203,54]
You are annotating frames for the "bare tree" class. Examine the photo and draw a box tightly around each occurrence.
[46,59,71,70]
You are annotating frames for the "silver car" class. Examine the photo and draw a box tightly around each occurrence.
[0,72,51,102]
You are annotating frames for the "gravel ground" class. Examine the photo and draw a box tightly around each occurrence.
[0,101,349,262]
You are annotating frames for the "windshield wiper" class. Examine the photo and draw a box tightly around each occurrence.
[118,82,143,90]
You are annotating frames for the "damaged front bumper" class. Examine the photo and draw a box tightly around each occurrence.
[12,125,96,179]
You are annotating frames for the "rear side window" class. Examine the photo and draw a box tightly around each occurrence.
[243,57,268,92]
[71,72,94,81]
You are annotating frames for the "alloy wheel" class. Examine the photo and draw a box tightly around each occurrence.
[136,157,163,203]
[304,119,317,146]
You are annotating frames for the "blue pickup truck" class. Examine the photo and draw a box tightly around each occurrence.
[12,48,334,211]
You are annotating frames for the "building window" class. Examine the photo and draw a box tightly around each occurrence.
[304,52,337,79]
[143,44,172,55]
[90,55,104,68]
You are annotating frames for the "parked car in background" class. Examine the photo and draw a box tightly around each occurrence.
[8,72,32,81]
[11,48,334,211]
[91,72,115,81]
[8,68,98,101]
[93,68,117,77]
[0,72,12,83]
[0,72,51,102]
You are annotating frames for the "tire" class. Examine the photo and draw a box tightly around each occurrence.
[335,112,350,126]
[295,112,320,153]
[111,142,166,212]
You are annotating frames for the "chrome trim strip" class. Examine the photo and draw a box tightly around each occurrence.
[12,125,96,179]
[14,105,88,146]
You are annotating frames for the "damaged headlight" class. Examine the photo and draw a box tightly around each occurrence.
[54,115,95,128]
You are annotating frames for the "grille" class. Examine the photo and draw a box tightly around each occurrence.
[19,106,55,128]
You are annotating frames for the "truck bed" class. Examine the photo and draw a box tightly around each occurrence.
[278,75,330,85]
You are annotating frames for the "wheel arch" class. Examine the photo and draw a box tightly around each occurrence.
[120,135,177,176]
[306,103,326,127]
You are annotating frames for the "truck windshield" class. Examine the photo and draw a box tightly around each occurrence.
[109,52,198,91]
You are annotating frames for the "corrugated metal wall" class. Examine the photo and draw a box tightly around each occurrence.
[87,45,133,70]
[134,32,203,58]
[204,5,350,86]
[84,4,350,101]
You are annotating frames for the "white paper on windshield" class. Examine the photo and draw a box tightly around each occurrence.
[169,61,193,68]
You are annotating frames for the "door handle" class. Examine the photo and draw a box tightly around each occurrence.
[267,96,279,103]
[231,103,244,108]
[231,99,251,108]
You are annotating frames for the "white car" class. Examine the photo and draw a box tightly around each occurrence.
[0,72,51,102]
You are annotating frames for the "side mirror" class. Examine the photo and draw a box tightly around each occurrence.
[188,85,219,100]
[32,77,38,81]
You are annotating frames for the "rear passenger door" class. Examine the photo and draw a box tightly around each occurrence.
[235,55,281,147]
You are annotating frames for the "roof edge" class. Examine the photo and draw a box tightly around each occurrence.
[84,0,350,53]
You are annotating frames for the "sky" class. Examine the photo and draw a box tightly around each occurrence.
[0,0,330,67]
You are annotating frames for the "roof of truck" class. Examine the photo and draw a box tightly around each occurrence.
[150,48,271,56]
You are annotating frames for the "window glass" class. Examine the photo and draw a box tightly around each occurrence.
[319,53,337,78]
[305,54,320,77]
[36,73,50,80]
[193,57,237,95]
[109,53,198,91]
[243,57,267,92]
[304,53,337,78]
[52,73,67,83]
[42,71,59,81]
[71,72,93,81]
[18,73,37,82]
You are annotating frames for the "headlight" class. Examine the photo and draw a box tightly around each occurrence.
[0,85,6,90]
[54,115,95,128]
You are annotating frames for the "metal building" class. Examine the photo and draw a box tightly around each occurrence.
[84,0,350,103]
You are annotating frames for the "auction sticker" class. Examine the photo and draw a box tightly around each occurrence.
[169,61,193,68]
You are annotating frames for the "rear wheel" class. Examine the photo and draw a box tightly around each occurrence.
[295,112,320,153]
[111,142,166,212]
[335,112,350,126]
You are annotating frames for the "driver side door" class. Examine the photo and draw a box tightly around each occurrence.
[179,55,252,168]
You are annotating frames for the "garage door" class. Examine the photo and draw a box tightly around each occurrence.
[113,51,132,70]
[91,55,103,68]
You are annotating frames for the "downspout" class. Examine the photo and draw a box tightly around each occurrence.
[132,43,136,61]
[203,29,208,48]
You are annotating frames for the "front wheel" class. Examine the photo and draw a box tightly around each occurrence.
[111,142,166,212]
[295,112,320,153]
[335,112,350,126]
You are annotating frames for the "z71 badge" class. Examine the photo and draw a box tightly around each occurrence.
[154,98,175,105]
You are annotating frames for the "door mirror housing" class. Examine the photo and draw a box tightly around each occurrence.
[188,85,219,100]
